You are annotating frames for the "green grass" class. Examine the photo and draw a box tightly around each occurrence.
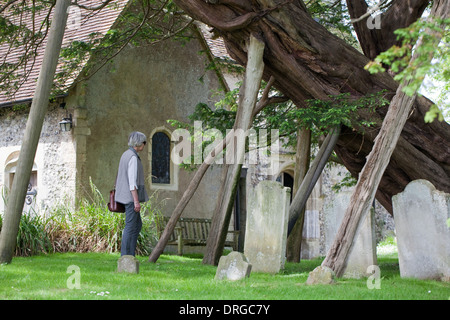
[0,250,448,300]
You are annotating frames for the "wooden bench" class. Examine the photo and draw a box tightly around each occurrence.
[158,216,239,255]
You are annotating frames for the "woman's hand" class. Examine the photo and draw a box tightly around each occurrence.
[131,189,140,212]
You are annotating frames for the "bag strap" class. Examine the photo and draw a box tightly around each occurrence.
[114,167,119,189]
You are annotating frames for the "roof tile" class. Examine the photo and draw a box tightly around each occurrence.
[0,0,128,106]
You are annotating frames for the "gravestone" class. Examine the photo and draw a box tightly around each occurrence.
[215,251,252,281]
[306,266,336,285]
[244,180,290,273]
[392,179,450,280]
[117,255,139,274]
[323,191,377,278]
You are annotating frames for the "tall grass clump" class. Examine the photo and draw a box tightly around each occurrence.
[0,209,52,257]
[15,212,52,256]
[0,188,52,257]
[45,179,162,255]
[1,180,163,257]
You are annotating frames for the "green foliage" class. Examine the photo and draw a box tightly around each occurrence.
[331,171,357,192]
[170,89,387,148]
[0,181,162,257]
[365,17,450,122]
[307,0,360,49]
[267,92,387,141]
[15,213,52,257]
[0,210,52,257]
[168,82,387,171]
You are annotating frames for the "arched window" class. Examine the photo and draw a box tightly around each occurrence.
[151,131,170,184]
[276,172,293,203]
[3,151,38,212]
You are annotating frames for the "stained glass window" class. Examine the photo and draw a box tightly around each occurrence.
[152,132,170,184]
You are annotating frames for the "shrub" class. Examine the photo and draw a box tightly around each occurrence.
[0,209,52,257]
[0,181,163,257]
[15,212,52,257]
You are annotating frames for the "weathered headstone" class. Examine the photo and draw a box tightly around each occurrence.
[393,179,450,280]
[117,255,139,274]
[215,251,252,281]
[323,191,377,278]
[306,266,336,285]
[244,180,290,273]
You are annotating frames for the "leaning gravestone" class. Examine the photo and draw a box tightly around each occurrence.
[323,191,377,278]
[215,251,252,281]
[117,255,139,274]
[393,179,450,280]
[244,180,290,273]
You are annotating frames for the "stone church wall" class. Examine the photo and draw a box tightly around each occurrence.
[0,102,76,214]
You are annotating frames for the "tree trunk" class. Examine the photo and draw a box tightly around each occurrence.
[0,0,70,264]
[149,34,265,264]
[322,0,449,278]
[203,34,265,266]
[148,127,232,262]
[346,0,429,60]
[325,84,419,276]
[287,126,340,236]
[286,127,310,262]
[173,0,450,214]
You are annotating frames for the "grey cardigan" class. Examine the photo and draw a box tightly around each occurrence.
[115,148,149,204]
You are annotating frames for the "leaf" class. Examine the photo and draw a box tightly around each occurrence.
[424,104,444,123]
[364,61,385,74]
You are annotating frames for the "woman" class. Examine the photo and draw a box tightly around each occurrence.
[115,131,149,256]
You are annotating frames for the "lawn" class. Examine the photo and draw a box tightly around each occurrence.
[0,249,448,301]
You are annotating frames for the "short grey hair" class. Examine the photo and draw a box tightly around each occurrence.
[128,131,147,148]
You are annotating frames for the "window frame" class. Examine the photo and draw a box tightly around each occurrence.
[149,127,178,191]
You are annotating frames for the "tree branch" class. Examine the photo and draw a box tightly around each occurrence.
[347,0,430,59]
[0,0,20,14]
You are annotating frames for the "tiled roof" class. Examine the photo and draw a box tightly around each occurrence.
[0,1,232,107]
[197,23,233,62]
[0,0,129,106]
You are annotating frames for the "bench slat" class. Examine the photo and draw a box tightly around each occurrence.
[159,216,238,255]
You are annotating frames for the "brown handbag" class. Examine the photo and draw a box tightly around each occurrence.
[108,188,125,213]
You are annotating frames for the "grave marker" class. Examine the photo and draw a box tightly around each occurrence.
[244,181,290,273]
[393,179,450,280]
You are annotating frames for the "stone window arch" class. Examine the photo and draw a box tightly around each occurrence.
[149,127,178,191]
[4,151,38,212]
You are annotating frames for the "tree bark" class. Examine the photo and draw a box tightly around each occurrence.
[322,0,449,277]
[173,0,450,214]
[0,0,71,264]
[346,0,429,60]
[287,126,340,236]
[149,126,233,262]
[149,34,265,264]
[203,34,265,266]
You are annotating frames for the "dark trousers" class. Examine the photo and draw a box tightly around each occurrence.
[121,202,142,256]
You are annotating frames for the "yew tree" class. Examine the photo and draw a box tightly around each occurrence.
[173,0,450,213]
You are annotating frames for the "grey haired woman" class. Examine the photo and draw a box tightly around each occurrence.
[115,131,149,256]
